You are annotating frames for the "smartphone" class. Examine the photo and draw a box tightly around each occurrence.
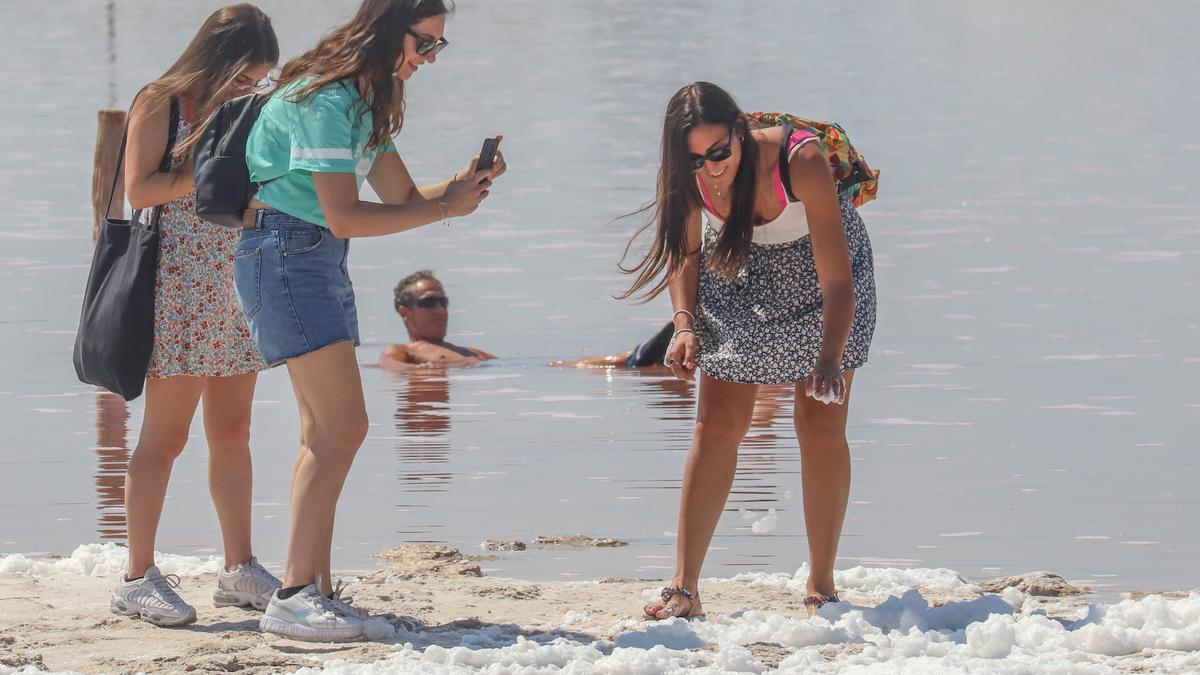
[475,137,500,173]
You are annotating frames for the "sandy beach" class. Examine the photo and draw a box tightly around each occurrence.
[2,543,1198,674]
[3,1,1200,673]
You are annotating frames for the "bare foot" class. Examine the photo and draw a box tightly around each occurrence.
[642,588,702,620]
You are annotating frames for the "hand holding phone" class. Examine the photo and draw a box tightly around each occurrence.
[475,136,501,173]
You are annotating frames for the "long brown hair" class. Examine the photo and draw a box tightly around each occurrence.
[619,82,760,301]
[273,0,453,151]
[136,4,278,162]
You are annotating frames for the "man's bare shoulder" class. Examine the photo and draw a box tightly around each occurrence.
[379,343,413,368]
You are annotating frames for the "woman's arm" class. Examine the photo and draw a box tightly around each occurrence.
[124,97,192,209]
[367,140,507,206]
[790,143,856,365]
[366,151,453,205]
[664,210,703,379]
[314,168,490,239]
[668,213,703,327]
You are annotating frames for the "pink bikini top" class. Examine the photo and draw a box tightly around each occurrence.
[696,128,819,245]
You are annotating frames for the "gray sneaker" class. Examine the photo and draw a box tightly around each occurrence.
[259,584,363,641]
[111,566,197,627]
[214,557,281,610]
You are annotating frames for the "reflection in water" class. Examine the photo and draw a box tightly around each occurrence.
[94,391,130,541]
[632,372,694,427]
[105,0,117,107]
[623,373,798,513]
[733,384,797,510]
[391,370,453,494]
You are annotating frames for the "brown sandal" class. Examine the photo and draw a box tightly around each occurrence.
[643,586,703,620]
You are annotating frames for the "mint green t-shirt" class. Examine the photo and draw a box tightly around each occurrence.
[246,79,397,227]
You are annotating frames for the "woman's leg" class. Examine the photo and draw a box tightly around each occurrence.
[124,376,205,578]
[280,341,369,590]
[201,372,258,569]
[793,370,856,601]
[648,373,759,618]
[287,375,337,597]
[318,507,336,596]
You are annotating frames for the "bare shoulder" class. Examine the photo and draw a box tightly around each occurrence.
[752,126,787,167]
[788,141,836,198]
[379,343,411,367]
[129,91,172,130]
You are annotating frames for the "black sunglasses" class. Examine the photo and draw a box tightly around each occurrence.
[407,29,449,57]
[689,125,737,172]
[409,295,449,309]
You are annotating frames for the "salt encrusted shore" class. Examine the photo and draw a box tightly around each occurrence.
[1,543,1198,674]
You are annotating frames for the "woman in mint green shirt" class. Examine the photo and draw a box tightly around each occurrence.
[235,0,505,642]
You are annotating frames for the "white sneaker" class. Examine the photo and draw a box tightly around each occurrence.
[259,584,363,641]
[327,580,369,619]
[111,565,197,627]
[214,557,282,610]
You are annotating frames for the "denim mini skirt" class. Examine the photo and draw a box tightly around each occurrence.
[233,209,360,366]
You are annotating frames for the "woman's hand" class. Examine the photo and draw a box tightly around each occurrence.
[804,356,846,405]
[461,135,507,182]
[442,169,491,217]
[488,146,507,180]
[664,331,697,381]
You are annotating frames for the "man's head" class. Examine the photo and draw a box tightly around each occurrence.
[394,270,449,342]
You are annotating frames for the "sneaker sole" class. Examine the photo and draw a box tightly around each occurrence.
[110,595,197,627]
[214,589,271,611]
[260,615,363,642]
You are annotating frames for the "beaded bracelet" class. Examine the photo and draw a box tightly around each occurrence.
[438,201,450,227]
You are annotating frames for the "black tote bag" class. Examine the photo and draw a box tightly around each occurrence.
[73,98,179,401]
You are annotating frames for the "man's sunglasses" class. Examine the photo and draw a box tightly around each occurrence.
[407,29,449,57]
[408,295,449,309]
[689,124,737,172]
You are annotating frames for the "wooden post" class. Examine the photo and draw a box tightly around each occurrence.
[92,109,126,242]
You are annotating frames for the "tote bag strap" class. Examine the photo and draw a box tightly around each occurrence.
[103,95,181,228]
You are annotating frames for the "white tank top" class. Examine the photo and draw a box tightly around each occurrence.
[697,130,819,245]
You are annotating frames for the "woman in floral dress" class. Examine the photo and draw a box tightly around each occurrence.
[108,4,282,628]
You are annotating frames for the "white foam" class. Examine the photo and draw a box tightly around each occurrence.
[0,542,220,578]
[297,585,1200,674]
[807,388,840,404]
[6,550,1198,674]
[750,509,779,534]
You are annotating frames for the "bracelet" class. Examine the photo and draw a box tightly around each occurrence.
[673,309,696,326]
[673,328,696,339]
[438,201,450,227]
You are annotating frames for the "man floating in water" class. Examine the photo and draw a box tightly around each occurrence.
[382,269,674,369]
[380,270,497,368]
